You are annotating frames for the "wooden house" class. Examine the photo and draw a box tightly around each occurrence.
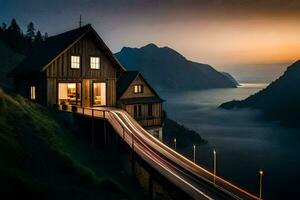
[10,24,124,108]
[10,25,163,140]
[117,71,164,140]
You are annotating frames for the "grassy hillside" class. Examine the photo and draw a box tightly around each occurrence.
[0,42,24,88]
[0,88,141,200]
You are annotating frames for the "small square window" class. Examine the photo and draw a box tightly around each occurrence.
[30,86,36,100]
[134,85,143,93]
[71,56,80,69]
[90,57,100,69]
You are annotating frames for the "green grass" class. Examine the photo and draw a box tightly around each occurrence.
[0,88,141,200]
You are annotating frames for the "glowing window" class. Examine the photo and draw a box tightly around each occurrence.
[58,83,81,105]
[134,85,143,93]
[71,56,80,69]
[30,86,36,100]
[90,57,100,69]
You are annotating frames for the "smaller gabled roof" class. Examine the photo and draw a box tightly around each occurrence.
[117,71,140,99]
[10,24,125,77]
[116,71,163,101]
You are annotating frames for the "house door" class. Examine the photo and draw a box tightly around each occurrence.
[92,82,106,106]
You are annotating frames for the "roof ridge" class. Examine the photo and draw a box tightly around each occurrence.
[47,24,91,39]
[10,24,125,77]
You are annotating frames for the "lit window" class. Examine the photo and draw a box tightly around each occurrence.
[134,85,143,93]
[58,83,81,105]
[30,86,36,100]
[71,56,80,69]
[90,57,100,69]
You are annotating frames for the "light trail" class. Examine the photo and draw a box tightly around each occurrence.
[67,106,261,200]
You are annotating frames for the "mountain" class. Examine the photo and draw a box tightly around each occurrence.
[220,60,300,127]
[115,43,237,91]
[222,72,240,86]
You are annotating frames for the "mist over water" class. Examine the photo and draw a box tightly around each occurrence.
[160,84,300,200]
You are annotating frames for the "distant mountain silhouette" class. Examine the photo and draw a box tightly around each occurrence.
[220,60,300,127]
[115,43,237,91]
[222,72,240,86]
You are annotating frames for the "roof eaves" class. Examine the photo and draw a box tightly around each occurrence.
[40,29,91,72]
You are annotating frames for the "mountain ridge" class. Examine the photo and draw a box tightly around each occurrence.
[115,43,238,91]
[220,60,300,127]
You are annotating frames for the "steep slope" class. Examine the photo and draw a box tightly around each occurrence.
[220,60,300,127]
[222,72,240,86]
[0,42,24,88]
[0,88,141,199]
[115,43,237,91]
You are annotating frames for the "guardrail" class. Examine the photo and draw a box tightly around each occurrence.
[56,105,262,200]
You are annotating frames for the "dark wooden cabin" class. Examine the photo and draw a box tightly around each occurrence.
[117,71,164,140]
[10,24,125,108]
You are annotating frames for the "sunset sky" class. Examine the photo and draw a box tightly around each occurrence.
[1,0,300,82]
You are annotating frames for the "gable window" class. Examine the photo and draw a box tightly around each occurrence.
[30,86,36,100]
[71,56,80,69]
[90,57,100,69]
[134,84,143,94]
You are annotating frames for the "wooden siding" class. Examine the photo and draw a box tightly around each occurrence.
[118,74,163,127]
[45,33,117,107]
[120,76,155,99]
[122,103,162,127]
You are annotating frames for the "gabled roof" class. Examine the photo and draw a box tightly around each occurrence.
[117,71,140,99]
[10,24,125,77]
[116,70,163,102]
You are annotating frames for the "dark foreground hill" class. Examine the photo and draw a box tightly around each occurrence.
[220,60,300,127]
[115,43,237,91]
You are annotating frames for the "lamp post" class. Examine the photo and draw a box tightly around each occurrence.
[213,149,217,185]
[259,170,264,199]
[193,145,196,163]
[174,138,177,150]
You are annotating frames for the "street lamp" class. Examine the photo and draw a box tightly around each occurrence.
[213,149,217,185]
[173,138,177,150]
[193,145,196,163]
[259,170,264,199]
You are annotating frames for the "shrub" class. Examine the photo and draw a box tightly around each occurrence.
[62,104,68,111]
[71,105,77,112]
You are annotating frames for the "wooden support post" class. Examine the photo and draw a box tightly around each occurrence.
[149,174,153,199]
[131,149,135,184]
[103,110,106,145]
[91,109,94,145]
[82,107,85,115]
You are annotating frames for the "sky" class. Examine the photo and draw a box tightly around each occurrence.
[1,0,300,82]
